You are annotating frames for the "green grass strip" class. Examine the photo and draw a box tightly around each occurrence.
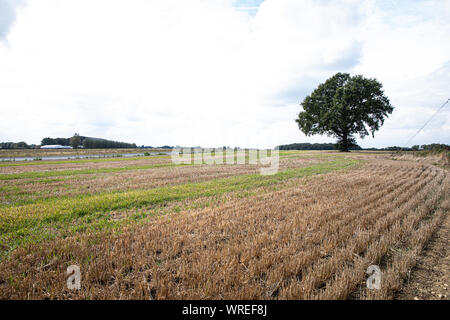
[0,158,361,258]
[0,162,187,180]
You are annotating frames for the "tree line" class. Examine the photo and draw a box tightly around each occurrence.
[41,134,137,149]
[277,142,362,151]
[277,143,449,152]
[80,137,136,149]
[365,144,450,152]
[41,137,71,146]
[0,142,39,149]
[0,135,137,149]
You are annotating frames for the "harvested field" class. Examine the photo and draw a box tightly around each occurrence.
[0,151,448,299]
[0,156,171,174]
[0,157,322,206]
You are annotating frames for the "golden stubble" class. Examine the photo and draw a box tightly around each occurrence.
[0,159,447,300]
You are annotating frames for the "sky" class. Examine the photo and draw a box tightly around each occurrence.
[0,0,449,148]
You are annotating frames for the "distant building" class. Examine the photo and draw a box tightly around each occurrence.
[40,145,73,149]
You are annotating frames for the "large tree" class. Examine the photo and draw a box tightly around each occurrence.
[296,73,394,151]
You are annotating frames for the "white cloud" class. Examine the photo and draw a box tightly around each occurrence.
[0,0,449,148]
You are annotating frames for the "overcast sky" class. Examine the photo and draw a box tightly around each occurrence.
[0,0,449,148]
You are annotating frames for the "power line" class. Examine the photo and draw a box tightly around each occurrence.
[404,98,450,147]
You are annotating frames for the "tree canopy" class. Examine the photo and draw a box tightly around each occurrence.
[40,135,136,149]
[41,137,70,146]
[296,73,394,151]
[70,133,81,149]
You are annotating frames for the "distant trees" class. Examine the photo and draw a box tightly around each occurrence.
[41,137,70,146]
[383,146,410,151]
[0,142,15,149]
[420,143,450,152]
[0,142,36,149]
[40,137,52,145]
[15,141,28,148]
[1,137,137,149]
[278,143,449,152]
[82,137,136,149]
[39,135,136,149]
[277,142,362,151]
[70,133,81,149]
[296,73,394,152]
[365,144,449,152]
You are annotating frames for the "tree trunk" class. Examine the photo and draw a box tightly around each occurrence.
[342,134,349,152]
[338,131,350,152]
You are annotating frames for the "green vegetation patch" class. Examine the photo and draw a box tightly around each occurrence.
[0,158,361,259]
[0,162,186,180]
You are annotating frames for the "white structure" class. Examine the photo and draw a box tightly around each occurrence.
[40,145,73,149]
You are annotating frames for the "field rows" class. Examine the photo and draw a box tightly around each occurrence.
[0,157,358,258]
[0,154,447,299]
[0,156,323,206]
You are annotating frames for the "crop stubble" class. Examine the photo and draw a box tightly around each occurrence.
[0,156,447,299]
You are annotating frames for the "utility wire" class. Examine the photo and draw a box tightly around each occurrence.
[404,98,450,147]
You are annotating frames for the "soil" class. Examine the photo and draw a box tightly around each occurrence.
[395,211,449,300]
